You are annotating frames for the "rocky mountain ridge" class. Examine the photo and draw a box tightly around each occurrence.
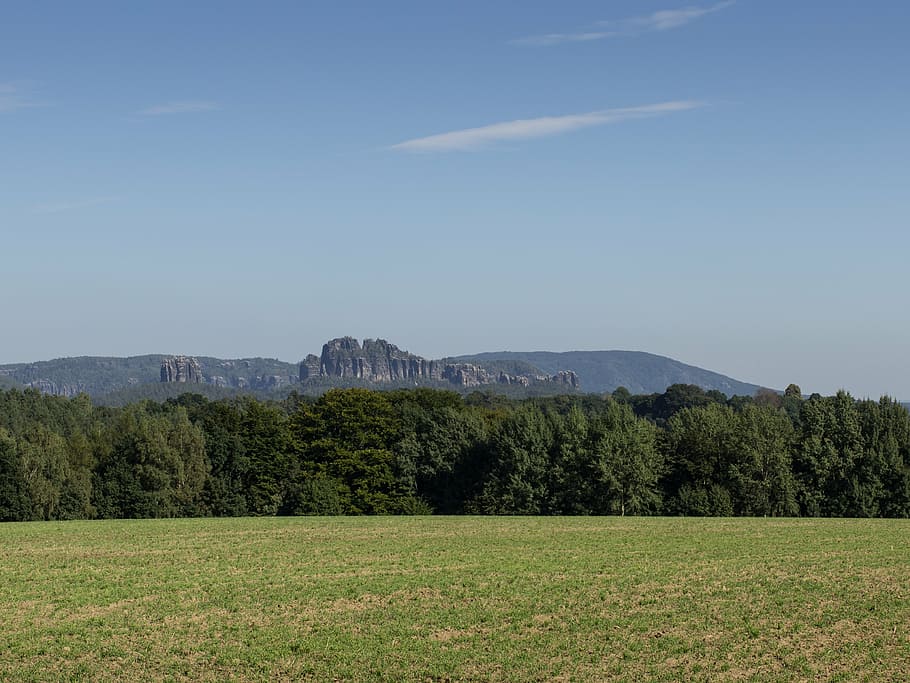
[0,337,775,402]
[0,355,299,399]
[297,337,580,389]
[300,337,444,382]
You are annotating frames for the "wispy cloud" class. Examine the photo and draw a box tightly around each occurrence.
[629,1,736,31]
[512,31,619,47]
[390,101,703,153]
[33,196,120,214]
[0,84,40,113]
[514,1,734,47]
[138,100,219,116]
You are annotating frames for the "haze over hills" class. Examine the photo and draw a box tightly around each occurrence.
[450,350,762,397]
[0,336,774,403]
[0,374,21,391]
[0,355,297,401]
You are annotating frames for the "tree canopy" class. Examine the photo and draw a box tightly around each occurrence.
[1,383,909,520]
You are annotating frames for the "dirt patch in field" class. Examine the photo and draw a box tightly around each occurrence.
[426,625,491,643]
[322,586,445,615]
[62,594,160,622]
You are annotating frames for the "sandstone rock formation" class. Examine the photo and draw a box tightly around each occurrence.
[25,379,86,397]
[443,363,492,387]
[253,375,291,389]
[551,370,580,389]
[497,372,530,387]
[299,354,321,380]
[305,337,444,382]
[160,356,203,384]
[299,337,580,391]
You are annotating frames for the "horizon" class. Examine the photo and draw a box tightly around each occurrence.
[3,1,909,399]
[4,338,908,402]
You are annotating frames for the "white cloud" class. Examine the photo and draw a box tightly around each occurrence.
[0,84,39,113]
[631,1,736,32]
[390,101,703,153]
[515,1,734,46]
[138,101,219,116]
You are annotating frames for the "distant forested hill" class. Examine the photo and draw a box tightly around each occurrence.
[0,356,298,401]
[0,374,21,390]
[1,343,769,402]
[449,350,763,396]
[0,355,165,396]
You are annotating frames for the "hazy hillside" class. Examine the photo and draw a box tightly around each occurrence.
[0,356,298,399]
[0,374,21,390]
[0,344,770,401]
[0,355,165,396]
[450,350,763,396]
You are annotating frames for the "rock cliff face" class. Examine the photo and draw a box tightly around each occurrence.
[443,363,492,387]
[255,375,290,389]
[299,354,321,380]
[300,338,580,391]
[161,357,296,389]
[160,356,204,383]
[551,370,580,389]
[306,337,444,382]
[24,379,87,398]
[497,372,530,387]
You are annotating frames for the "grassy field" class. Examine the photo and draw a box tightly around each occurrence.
[1,517,907,682]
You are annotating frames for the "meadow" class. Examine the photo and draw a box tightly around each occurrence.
[1,517,907,682]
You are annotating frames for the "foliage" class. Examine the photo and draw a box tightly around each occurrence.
[92,402,207,518]
[291,389,404,514]
[0,382,909,520]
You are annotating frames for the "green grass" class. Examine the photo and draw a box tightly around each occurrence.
[1,517,907,682]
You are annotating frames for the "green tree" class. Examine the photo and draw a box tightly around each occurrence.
[292,389,403,514]
[549,404,592,514]
[17,424,69,520]
[611,386,632,404]
[729,405,797,516]
[794,392,866,516]
[592,402,663,515]
[92,403,207,518]
[781,383,803,427]
[237,398,293,515]
[175,396,250,517]
[856,397,910,517]
[0,428,28,521]
[390,389,487,514]
[58,431,96,519]
[665,403,797,516]
[470,405,554,514]
[664,403,736,515]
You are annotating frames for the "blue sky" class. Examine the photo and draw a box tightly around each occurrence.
[2,1,909,398]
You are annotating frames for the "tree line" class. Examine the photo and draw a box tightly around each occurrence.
[1,383,908,520]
